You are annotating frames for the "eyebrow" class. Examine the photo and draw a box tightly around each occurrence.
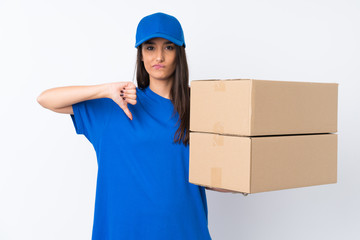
[143,40,174,45]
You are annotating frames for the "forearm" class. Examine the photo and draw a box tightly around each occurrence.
[37,84,109,111]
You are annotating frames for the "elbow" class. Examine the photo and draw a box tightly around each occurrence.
[37,93,43,106]
[37,94,42,103]
[37,92,46,108]
[37,91,51,110]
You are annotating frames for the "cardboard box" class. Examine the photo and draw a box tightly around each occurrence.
[190,79,338,136]
[189,132,337,194]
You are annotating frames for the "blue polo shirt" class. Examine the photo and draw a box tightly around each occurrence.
[70,85,212,240]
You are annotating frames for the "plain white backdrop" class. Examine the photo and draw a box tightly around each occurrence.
[1,0,359,239]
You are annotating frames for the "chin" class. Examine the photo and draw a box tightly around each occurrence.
[150,74,173,81]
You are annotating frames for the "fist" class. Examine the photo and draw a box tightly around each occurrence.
[107,81,137,120]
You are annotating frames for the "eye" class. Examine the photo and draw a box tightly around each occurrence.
[165,45,174,50]
[146,46,154,50]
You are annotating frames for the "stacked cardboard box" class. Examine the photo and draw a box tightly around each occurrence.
[189,79,338,194]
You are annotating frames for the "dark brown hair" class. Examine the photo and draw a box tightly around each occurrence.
[136,44,190,146]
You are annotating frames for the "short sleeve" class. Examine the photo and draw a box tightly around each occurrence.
[70,98,115,145]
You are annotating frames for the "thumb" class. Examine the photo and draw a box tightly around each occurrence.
[122,106,133,121]
[113,96,133,120]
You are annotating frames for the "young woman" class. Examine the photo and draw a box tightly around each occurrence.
[37,12,234,240]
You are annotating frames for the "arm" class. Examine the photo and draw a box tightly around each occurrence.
[37,82,137,119]
[37,84,108,114]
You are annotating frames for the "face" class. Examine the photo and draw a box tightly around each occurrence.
[141,37,177,83]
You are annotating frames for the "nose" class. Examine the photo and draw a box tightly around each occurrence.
[155,49,164,62]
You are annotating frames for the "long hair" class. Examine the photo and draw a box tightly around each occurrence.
[136,44,190,146]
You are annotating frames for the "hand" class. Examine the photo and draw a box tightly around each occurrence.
[106,82,137,120]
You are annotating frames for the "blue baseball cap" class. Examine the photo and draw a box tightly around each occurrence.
[135,12,186,48]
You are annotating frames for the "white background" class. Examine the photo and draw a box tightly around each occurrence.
[1,0,359,239]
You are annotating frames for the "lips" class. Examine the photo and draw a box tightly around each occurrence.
[153,64,165,70]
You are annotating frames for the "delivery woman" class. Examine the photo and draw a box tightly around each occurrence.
[37,12,236,240]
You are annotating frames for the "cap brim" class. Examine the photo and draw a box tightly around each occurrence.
[135,33,185,48]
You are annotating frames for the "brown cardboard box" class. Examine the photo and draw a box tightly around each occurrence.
[189,132,337,193]
[190,79,338,136]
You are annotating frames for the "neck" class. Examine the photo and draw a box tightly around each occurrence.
[149,78,173,100]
